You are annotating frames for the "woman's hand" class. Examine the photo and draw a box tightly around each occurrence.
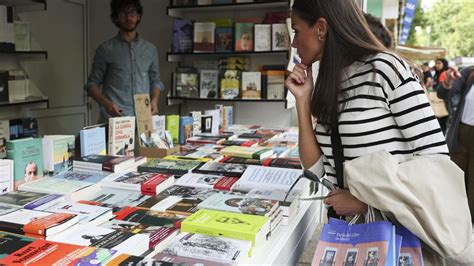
[324,189,368,216]
[442,67,462,89]
[285,63,314,101]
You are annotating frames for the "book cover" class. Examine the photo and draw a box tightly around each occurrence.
[49,224,149,256]
[0,203,17,216]
[166,198,201,217]
[214,18,233,52]
[163,155,211,163]
[174,173,223,189]
[156,185,219,202]
[34,200,112,225]
[220,145,273,160]
[262,157,302,169]
[73,154,135,173]
[0,159,13,194]
[272,23,290,51]
[200,115,213,134]
[13,21,29,51]
[213,176,240,191]
[220,156,261,165]
[220,70,240,99]
[218,139,257,147]
[105,254,157,265]
[0,191,62,209]
[223,106,234,129]
[152,115,166,137]
[6,137,43,190]
[100,219,163,235]
[102,171,174,196]
[199,70,219,98]
[232,165,301,192]
[0,120,9,159]
[175,72,199,98]
[108,116,135,156]
[149,226,179,250]
[69,248,117,266]
[80,126,107,157]
[0,231,36,259]
[82,187,151,208]
[162,232,251,264]
[42,135,75,176]
[179,116,194,145]
[193,22,215,53]
[52,170,108,184]
[181,209,268,248]
[266,70,286,99]
[172,18,193,53]
[204,109,221,135]
[0,71,9,103]
[137,159,201,176]
[166,115,180,145]
[194,161,247,177]
[241,72,261,99]
[198,193,278,217]
[235,23,254,51]
[114,206,181,228]
[254,24,271,51]
[153,252,232,266]
[17,177,92,195]
[190,111,202,136]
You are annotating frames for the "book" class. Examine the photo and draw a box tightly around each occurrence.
[181,209,269,251]
[0,208,78,237]
[175,173,223,189]
[152,252,232,266]
[213,176,240,191]
[80,125,107,157]
[198,192,279,217]
[7,70,27,102]
[166,115,180,145]
[221,145,274,160]
[232,165,302,192]
[214,18,233,53]
[0,191,61,209]
[69,248,118,266]
[193,22,215,53]
[220,70,240,99]
[6,137,43,190]
[154,185,219,202]
[0,71,9,103]
[52,170,109,184]
[262,157,302,169]
[220,156,261,165]
[17,177,92,195]
[101,171,174,195]
[272,23,290,51]
[50,224,149,256]
[165,198,201,217]
[42,135,75,176]
[193,161,247,177]
[152,115,166,137]
[179,116,194,144]
[204,109,221,135]
[222,106,234,129]
[138,159,201,176]
[218,139,257,147]
[0,231,36,259]
[190,111,202,136]
[199,70,219,98]
[108,116,135,156]
[73,154,136,173]
[254,24,271,51]
[0,159,13,194]
[235,23,254,51]
[266,70,286,99]
[78,187,151,209]
[13,21,30,51]
[175,71,199,98]
[172,18,193,53]
[0,120,9,159]
[114,206,181,228]
[200,115,213,134]
[162,232,251,264]
[241,71,261,99]
[33,200,113,225]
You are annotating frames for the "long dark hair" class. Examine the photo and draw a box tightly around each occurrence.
[292,0,387,130]
[434,58,449,83]
[110,0,143,28]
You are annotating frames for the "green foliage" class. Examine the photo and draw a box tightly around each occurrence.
[406,2,428,46]
[424,0,474,57]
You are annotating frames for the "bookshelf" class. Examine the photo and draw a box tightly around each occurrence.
[167,50,288,62]
[0,0,46,12]
[0,51,48,60]
[0,96,48,108]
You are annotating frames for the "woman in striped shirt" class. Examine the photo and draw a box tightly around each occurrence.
[286,0,448,217]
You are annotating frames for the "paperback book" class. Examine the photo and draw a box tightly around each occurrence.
[80,125,107,157]
[42,135,75,176]
[137,158,202,176]
[171,18,193,53]
[101,171,174,195]
[0,159,13,194]
[193,161,247,177]
[6,137,43,190]
[198,192,279,217]
[108,116,135,156]
[199,70,219,98]
[232,165,301,192]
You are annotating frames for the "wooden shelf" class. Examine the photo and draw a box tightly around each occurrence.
[168,96,285,103]
[0,96,49,108]
[0,0,47,12]
[167,0,289,17]
[167,50,288,62]
[0,51,48,59]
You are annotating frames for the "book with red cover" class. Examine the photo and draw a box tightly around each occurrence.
[149,226,179,250]
[213,176,239,191]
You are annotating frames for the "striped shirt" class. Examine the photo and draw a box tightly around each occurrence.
[308,52,449,184]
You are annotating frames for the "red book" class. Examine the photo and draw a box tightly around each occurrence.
[141,173,174,195]
[213,176,239,191]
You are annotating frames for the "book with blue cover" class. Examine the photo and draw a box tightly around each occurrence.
[172,18,193,53]
[179,116,193,145]
[80,126,106,157]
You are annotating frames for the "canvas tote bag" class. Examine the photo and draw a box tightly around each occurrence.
[343,150,474,265]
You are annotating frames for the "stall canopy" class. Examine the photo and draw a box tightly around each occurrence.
[395,45,447,61]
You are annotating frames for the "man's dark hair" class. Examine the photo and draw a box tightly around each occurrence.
[364,13,392,49]
[110,0,143,27]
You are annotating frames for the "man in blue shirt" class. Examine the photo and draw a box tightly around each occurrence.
[85,0,164,123]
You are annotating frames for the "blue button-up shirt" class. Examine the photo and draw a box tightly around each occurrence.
[86,33,164,119]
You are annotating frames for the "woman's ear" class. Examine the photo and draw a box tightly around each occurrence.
[316,18,328,39]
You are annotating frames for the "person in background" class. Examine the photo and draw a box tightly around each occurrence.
[432,58,450,133]
[85,0,164,123]
[363,13,392,49]
[437,66,474,221]
[422,62,434,89]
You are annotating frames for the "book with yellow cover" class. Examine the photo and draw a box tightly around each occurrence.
[181,209,269,253]
[220,145,273,160]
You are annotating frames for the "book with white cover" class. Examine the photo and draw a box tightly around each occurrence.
[52,170,109,184]
[254,24,271,51]
[18,177,92,195]
[0,203,18,215]
[42,135,75,176]
[50,224,149,256]
[80,126,107,157]
[162,232,251,264]
[101,171,174,195]
[174,173,222,189]
[0,190,62,208]
[152,115,166,137]
[272,23,289,51]
[0,120,10,159]
[199,70,219,98]
[190,111,202,136]
[33,200,113,225]
[108,116,136,156]
[241,72,261,99]
[198,192,279,217]
[0,159,13,194]
[232,165,302,192]
[79,187,151,208]
[204,109,221,135]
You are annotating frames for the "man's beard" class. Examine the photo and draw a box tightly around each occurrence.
[120,20,140,32]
